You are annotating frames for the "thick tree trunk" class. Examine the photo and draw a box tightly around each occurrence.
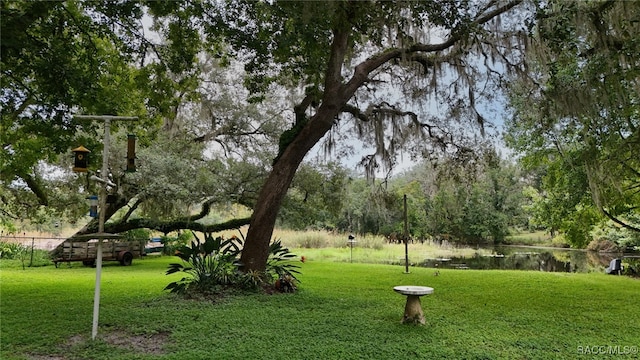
[239,24,353,272]
[239,107,338,271]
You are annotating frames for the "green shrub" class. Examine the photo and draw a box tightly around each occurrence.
[265,239,300,292]
[24,248,53,267]
[122,228,151,241]
[591,221,640,249]
[622,258,639,277]
[161,232,193,255]
[586,239,621,252]
[0,242,52,268]
[0,241,26,259]
[165,233,242,295]
[550,234,570,248]
[165,234,301,295]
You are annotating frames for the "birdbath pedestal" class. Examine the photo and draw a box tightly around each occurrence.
[393,285,434,325]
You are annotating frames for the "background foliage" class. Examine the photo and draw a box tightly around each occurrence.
[2,0,638,251]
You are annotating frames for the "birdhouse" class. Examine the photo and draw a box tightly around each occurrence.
[72,146,91,172]
[126,134,136,172]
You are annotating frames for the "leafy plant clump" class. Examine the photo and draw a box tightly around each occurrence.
[0,241,26,259]
[165,233,300,296]
[267,240,301,293]
[161,232,193,256]
[0,241,53,268]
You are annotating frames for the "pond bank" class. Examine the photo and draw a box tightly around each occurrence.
[420,245,639,274]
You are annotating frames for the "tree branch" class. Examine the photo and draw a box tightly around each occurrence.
[121,198,143,223]
[193,122,268,143]
[324,25,351,99]
[181,198,216,222]
[294,93,317,123]
[340,104,370,122]
[19,173,48,206]
[621,160,640,179]
[103,216,252,235]
[601,208,640,233]
[51,216,252,258]
[474,0,523,25]
[343,0,523,97]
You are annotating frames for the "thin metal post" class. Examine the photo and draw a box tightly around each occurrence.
[30,237,35,267]
[348,234,356,263]
[74,115,136,341]
[404,194,409,274]
[91,118,110,340]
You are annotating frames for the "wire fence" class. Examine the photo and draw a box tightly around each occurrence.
[1,235,158,269]
[0,235,67,250]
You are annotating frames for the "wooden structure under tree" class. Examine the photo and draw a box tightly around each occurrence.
[52,238,144,267]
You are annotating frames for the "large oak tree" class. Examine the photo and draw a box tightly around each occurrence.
[2,1,532,272]
[189,1,530,271]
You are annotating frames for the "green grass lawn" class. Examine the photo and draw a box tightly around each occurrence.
[1,256,639,359]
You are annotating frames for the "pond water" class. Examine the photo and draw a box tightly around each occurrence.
[421,245,640,274]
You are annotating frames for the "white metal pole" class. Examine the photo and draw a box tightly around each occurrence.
[91,118,110,340]
[74,115,136,340]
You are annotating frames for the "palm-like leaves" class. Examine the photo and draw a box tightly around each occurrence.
[165,232,242,294]
[165,234,300,294]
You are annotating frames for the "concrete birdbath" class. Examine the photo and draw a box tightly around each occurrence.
[393,285,434,325]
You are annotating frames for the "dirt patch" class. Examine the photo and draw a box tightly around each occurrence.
[101,331,170,355]
[26,330,170,360]
[66,334,85,347]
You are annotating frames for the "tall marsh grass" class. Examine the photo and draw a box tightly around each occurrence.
[275,229,385,250]
[286,230,329,248]
[219,228,387,250]
[218,228,493,265]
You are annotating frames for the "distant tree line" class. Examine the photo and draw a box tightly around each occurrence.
[278,148,529,247]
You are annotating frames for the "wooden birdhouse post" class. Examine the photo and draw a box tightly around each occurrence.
[72,146,91,172]
[126,134,136,172]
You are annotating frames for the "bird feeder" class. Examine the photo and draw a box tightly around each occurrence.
[126,134,136,172]
[87,195,98,218]
[72,146,91,172]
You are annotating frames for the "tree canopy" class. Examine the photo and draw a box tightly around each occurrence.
[203,0,531,270]
[1,1,193,227]
[504,0,640,246]
[1,1,283,237]
[4,0,544,271]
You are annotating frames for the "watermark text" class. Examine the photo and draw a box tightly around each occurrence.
[577,345,638,356]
